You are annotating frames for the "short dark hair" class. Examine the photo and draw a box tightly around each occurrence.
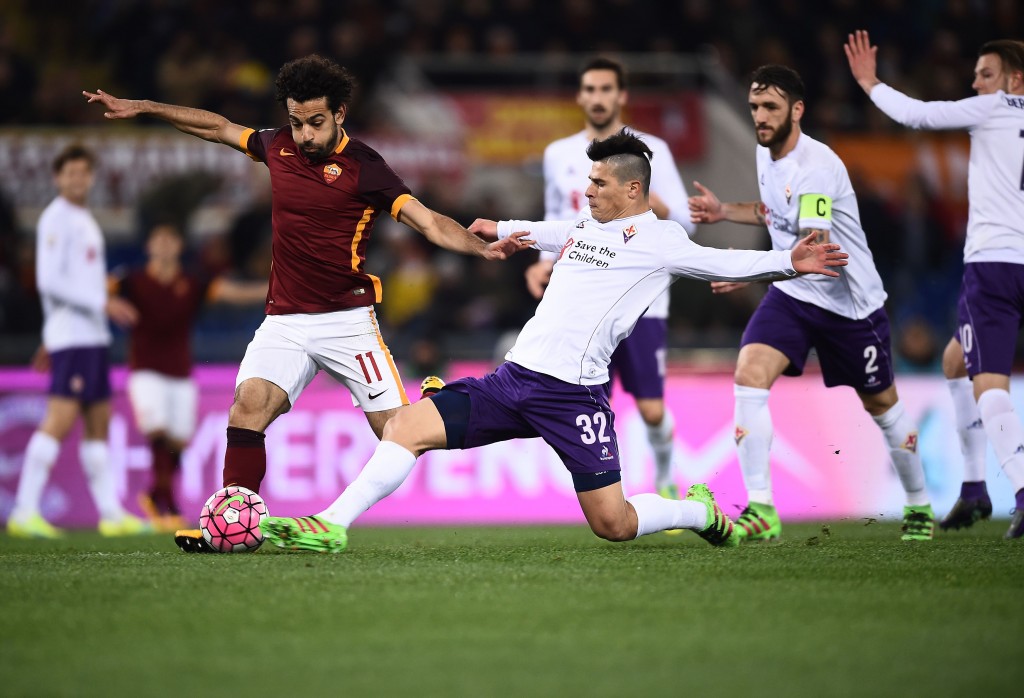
[275,54,356,114]
[580,56,626,90]
[52,143,95,174]
[147,222,184,240]
[586,128,653,194]
[750,65,806,105]
[979,40,1024,76]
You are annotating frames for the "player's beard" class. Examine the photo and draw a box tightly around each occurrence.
[756,111,794,148]
[586,105,618,131]
[302,121,340,163]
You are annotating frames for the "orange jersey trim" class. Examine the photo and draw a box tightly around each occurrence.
[390,193,415,221]
[369,307,409,406]
[334,129,350,155]
[368,274,382,303]
[238,128,260,161]
[350,207,374,272]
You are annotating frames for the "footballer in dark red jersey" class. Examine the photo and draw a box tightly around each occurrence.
[85,55,531,551]
[114,223,266,531]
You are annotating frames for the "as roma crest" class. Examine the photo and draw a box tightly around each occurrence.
[323,163,342,183]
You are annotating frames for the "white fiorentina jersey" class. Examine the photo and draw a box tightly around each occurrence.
[756,133,887,320]
[36,196,110,351]
[870,85,1024,264]
[497,211,796,385]
[541,129,694,318]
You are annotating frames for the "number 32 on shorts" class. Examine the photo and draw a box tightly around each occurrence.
[576,412,612,444]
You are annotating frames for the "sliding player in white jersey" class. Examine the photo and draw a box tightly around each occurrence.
[689,65,936,542]
[6,144,147,538]
[847,33,1024,538]
[256,129,847,553]
[527,57,695,502]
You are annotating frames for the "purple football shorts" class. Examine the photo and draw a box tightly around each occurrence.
[958,261,1024,377]
[741,285,894,394]
[444,361,620,476]
[48,345,112,404]
[608,316,667,400]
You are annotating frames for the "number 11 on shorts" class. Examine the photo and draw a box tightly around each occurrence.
[355,351,383,383]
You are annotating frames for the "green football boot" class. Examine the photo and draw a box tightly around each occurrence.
[734,501,782,542]
[7,514,63,539]
[685,483,738,547]
[901,504,935,541]
[259,515,347,553]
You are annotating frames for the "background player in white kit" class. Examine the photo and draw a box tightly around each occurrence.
[689,65,936,541]
[6,144,147,538]
[846,32,1024,539]
[525,57,695,501]
[255,129,848,553]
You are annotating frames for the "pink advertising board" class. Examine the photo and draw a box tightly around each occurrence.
[0,363,1018,528]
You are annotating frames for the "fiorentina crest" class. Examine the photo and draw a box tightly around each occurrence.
[622,224,637,243]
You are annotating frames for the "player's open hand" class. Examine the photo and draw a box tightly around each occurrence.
[791,231,848,277]
[688,181,724,224]
[30,345,50,373]
[524,259,554,299]
[82,89,142,119]
[468,218,498,240]
[106,296,139,327]
[485,231,534,260]
[844,30,880,93]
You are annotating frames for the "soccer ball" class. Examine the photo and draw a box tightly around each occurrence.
[199,486,268,553]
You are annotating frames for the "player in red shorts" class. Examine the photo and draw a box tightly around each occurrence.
[84,55,530,551]
[113,222,266,532]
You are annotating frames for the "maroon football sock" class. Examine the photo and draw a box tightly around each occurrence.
[149,437,181,514]
[222,426,267,493]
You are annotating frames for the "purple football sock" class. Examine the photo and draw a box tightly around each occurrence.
[960,481,988,500]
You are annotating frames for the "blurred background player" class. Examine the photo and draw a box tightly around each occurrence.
[84,55,529,551]
[689,65,935,542]
[6,144,147,538]
[524,57,695,501]
[114,222,267,532]
[846,33,1024,539]
[257,129,847,553]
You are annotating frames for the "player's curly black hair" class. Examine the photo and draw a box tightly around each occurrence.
[750,64,805,104]
[586,128,653,194]
[275,54,356,114]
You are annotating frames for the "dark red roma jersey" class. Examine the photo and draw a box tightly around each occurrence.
[116,269,212,377]
[240,127,414,315]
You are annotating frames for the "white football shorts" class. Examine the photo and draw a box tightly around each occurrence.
[235,306,410,412]
[127,370,199,443]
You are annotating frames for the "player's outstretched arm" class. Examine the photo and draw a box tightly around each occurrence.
[398,201,532,260]
[790,231,848,277]
[83,89,249,151]
[688,181,765,226]
[844,30,881,95]
[209,277,269,305]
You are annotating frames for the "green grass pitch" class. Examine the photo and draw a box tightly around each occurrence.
[2,521,1022,697]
